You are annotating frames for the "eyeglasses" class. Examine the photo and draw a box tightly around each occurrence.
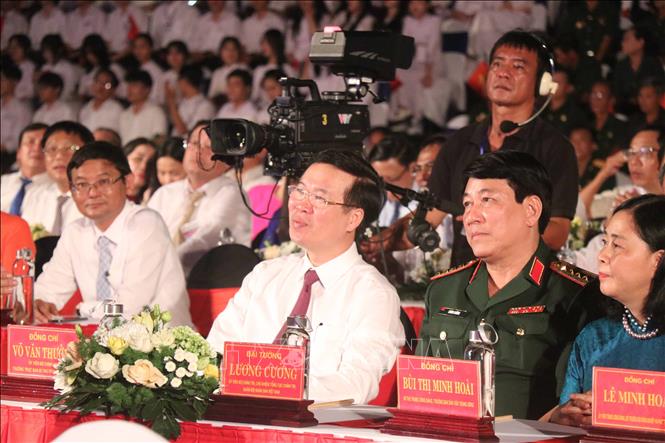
[43,144,80,157]
[412,162,435,176]
[287,185,354,209]
[623,146,658,161]
[71,175,123,194]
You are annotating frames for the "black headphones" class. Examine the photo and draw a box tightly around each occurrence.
[530,32,558,97]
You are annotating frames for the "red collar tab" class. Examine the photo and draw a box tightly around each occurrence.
[528,257,545,286]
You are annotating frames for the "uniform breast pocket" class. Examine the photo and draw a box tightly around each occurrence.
[495,313,554,373]
[310,323,345,375]
[421,316,471,358]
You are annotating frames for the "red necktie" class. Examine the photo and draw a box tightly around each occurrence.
[274,269,319,344]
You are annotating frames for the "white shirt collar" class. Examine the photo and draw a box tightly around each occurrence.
[301,242,360,289]
[91,200,134,244]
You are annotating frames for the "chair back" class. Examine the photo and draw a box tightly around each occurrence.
[34,235,60,277]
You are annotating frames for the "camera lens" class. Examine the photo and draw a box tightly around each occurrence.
[224,123,247,153]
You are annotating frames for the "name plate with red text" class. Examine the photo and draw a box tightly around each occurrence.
[7,325,77,380]
[397,355,482,418]
[592,367,665,433]
[222,342,305,400]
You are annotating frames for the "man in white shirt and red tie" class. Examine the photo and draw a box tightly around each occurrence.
[207,150,405,404]
[33,141,192,326]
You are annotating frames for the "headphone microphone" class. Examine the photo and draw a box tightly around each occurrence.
[499,32,559,134]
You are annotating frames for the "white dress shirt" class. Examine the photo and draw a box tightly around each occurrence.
[0,172,52,213]
[241,11,285,54]
[33,100,77,125]
[29,8,66,48]
[216,100,258,122]
[64,5,106,49]
[172,94,216,136]
[35,201,193,327]
[1,96,33,152]
[377,199,416,228]
[79,98,124,132]
[21,181,83,233]
[1,10,28,50]
[207,242,405,404]
[105,4,149,53]
[207,63,250,98]
[150,2,200,49]
[15,60,35,101]
[141,60,165,105]
[148,175,251,275]
[196,11,241,53]
[119,101,167,143]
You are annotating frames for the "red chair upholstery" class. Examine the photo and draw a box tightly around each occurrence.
[59,290,82,315]
[188,288,239,336]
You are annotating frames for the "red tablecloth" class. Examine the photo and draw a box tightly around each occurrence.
[0,404,375,443]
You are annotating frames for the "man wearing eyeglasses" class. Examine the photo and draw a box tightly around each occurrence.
[207,150,405,404]
[580,127,664,218]
[21,121,94,235]
[32,141,192,326]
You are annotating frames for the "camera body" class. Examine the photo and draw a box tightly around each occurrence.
[208,30,415,177]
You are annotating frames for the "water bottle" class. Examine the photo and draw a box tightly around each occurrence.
[280,315,312,399]
[99,302,126,331]
[464,322,496,417]
[12,248,35,325]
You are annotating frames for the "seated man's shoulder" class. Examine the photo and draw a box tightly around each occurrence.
[430,259,480,287]
[548,259,595,289]
[149,179,185,201]
[126,206,170,233]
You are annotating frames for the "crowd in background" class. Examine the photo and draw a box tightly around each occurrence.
[1,0,665,278]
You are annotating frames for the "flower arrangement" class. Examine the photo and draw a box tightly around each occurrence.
[255,240,302,260]
[43,306,219,439]
[30,223,50,241]
[566,216,604,251]
[397,248,451,301]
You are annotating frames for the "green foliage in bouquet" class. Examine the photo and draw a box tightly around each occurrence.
[42,306,219,439]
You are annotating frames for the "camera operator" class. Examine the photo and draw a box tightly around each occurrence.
[365,30,579,267]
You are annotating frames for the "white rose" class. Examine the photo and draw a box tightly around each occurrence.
[175,367,192,378]
[165,361,177,372]
[151,329,175,348]
[170,377,182,388]
[122,360,168,388]
[85,352,120,379]
[174,348,187,362]
[54,371,73,393]
[110,323,154,353]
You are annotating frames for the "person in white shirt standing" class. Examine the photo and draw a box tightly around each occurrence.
[149,1,199,50]
[148,121,251,276]
[207,150,405,404]
[1,64,33,156]
[79,68,123,133]
[166,64,215,137]
[21,121,94,234]
[33,141,192,326]
[33,72,77,125]
[118,70,167,144]
[1,123,50,214]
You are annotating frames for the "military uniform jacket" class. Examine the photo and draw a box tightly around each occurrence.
[416,241,599,419]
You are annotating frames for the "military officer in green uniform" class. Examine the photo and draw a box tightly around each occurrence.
[417,151,600,420]
[544,70,588,136]
[590,81,629,161]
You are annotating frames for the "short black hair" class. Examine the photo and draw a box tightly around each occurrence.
[134,33,154,48]
[37,71,63,90]
[42,121,94,149]
[40,34,66,60]
[227,68,252,88]
[94,127,122,147]
[67,141,132,182]
[8,34,31,54]
[612,194,665,334]
[178,64,204,89]
[166,40,189,57]
[490,29,552,91]
[368,134,417,166]
[18,123,48,147]
[125,69,153,88]
[310,150,385,232]
[463,151,553,233]
[95,67,119,89]
[122,137,157,157]
[638,76,664,96]
[261,68,286,86]
[81,33,110,69]
[420,133,447,150]
[159,137,186,162]
[1,62,22,81]
[219,36,242,54]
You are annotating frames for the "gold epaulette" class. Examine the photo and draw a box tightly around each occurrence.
[431,259,480,281]
[549,260,595,286]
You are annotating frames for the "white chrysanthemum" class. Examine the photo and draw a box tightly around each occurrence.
[184,351,197,365]
[170,377,182,388]
[174,348,187,362]
[165,361,177,372]
[187,361,197,372]
[175,367,192,378]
